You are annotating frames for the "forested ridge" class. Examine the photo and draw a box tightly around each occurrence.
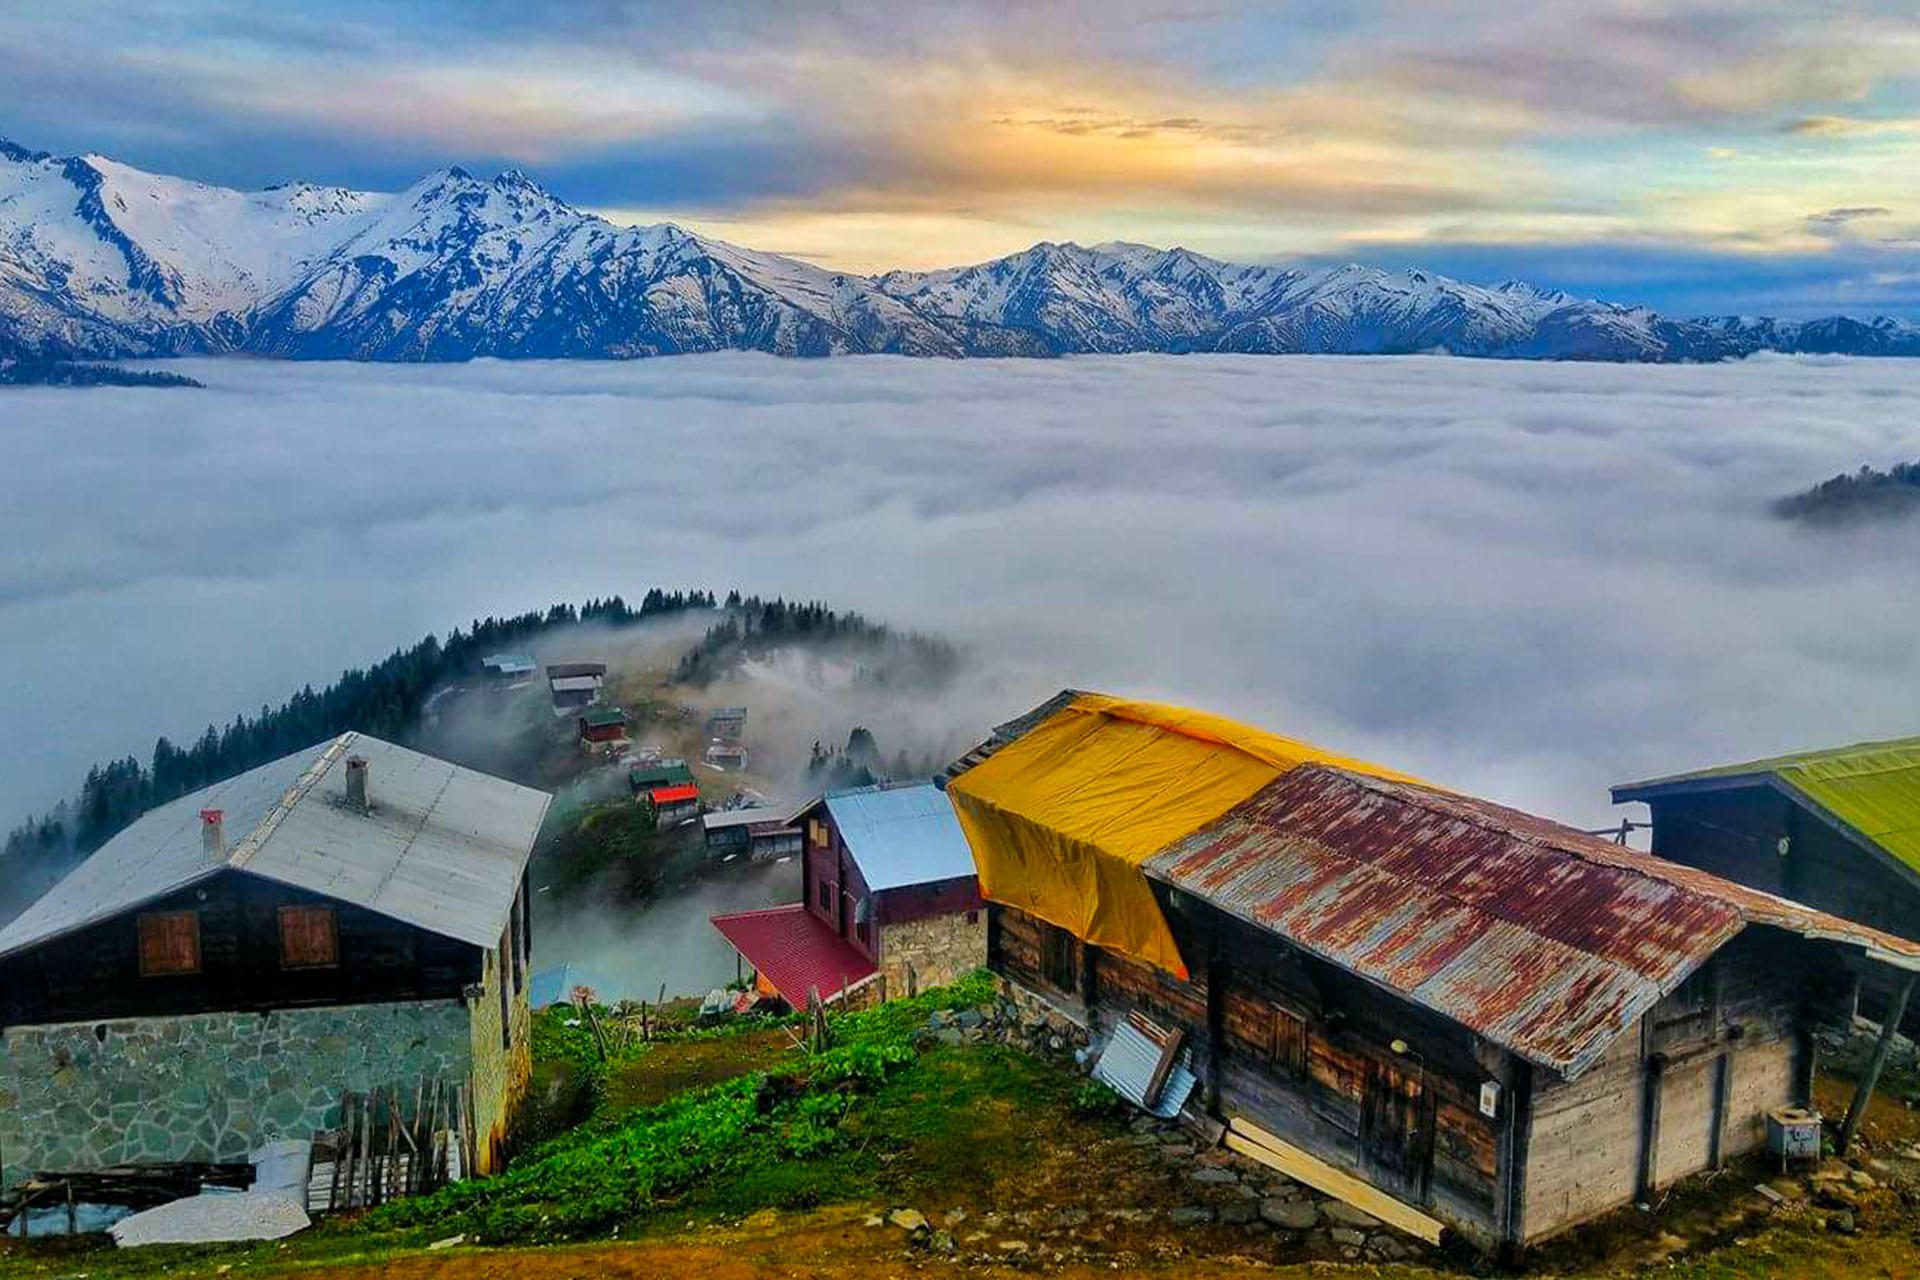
[4,588,956,878]
[1777,459,1920,525]
[2,591,715,868]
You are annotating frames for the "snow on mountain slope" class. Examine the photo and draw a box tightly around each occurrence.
[247,166,965,359]
[4,138,1918,365]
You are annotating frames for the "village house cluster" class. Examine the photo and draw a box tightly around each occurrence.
[3,683,1918,1257]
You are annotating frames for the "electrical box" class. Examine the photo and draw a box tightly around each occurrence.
[1479,1081,1501,1118]
[1767,1108,1821,1163]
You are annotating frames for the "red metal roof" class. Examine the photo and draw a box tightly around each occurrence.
[1146,764,1920,1079]
[651,785,700,804]
[710,904,877,1007]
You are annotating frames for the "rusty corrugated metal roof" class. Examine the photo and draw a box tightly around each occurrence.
[1146,765,1920,1079]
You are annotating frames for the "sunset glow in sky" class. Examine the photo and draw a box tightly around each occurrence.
[8,1,1920,314]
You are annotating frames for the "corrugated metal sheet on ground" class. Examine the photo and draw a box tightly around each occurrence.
[1614,736,1920,876]
[0,733,551,959]
[710,904,876,1006]
[823,782,977,891]
[1146,765,1920,1079]
[1091,1019,1197,1118]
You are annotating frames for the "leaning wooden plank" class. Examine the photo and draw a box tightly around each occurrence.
[1225,1120,1445,1245]
[1142,1028,1187,1109]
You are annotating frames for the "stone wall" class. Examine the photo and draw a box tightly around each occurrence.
[0,1000,472,1187]
[880,911,987,996]
[466,942,532,1175]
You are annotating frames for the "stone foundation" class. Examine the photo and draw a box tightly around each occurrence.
[0,1000,472,1187]
[980,976,1097,1059]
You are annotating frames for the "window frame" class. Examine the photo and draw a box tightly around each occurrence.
[277,904,342,971]
[137,909,202,978]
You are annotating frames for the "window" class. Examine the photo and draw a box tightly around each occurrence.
[1271,1008,1309,1078]
[138,911,201,977]
[817,877,834,913]
[966,910,979,926]
[1041,923,1076,992]
[278,906,340,969]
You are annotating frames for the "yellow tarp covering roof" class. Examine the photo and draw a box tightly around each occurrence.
[946,693,1424,978]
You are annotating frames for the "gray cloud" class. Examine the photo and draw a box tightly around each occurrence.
[5,354,1920,838]
[1807,205,1892,225]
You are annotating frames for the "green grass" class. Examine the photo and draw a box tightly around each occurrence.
[362,971,997,1244]
[672,1040,1081,1218]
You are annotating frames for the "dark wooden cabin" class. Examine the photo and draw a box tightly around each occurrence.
[948,697,1920,1250]
[1614,737,1920,1027]
[0,732,551,1181]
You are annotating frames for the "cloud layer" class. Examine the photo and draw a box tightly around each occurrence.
[5,353,1920,834]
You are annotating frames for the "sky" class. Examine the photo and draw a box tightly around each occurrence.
[4,1,1920,315]
[4,352,1919,839]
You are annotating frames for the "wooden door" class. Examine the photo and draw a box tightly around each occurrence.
[1361,1058,1434,1202]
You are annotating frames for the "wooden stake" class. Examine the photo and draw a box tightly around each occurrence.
[1839,972,1917,1155]
[327,1091,348,1213]
[358,1088,374,1210]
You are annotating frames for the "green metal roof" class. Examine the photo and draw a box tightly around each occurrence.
[629,763,695,791]
[580,707,628,728]
[1615,737,1920,876]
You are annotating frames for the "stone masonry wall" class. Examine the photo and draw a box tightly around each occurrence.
[880,911,987,996]
[0,1000,472,1187]
[466,943,532,1176]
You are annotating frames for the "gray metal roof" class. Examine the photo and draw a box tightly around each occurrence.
[821,782,978,891]
[702,806,795,831]
[0,733,552,959]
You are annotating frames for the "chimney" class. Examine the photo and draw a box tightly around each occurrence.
[200,809,225,859]
[345,756,370,813]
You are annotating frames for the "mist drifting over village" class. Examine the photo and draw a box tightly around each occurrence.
[5,351,1920,831]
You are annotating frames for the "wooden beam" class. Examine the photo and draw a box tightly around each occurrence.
[1204,930,1226,1117]
[1838,972,1917,1155]
[1226,1119,1445,1245]
[1709,1052,1731,1170]
[1500,1059,1533,1249]
[1636,1052,1666,1202]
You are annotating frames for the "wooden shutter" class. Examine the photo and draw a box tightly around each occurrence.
[137,911,201,976]
[278,906,340,969]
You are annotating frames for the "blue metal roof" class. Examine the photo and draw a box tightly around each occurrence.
[823,782,978,891]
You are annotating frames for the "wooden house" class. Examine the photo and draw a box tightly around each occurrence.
[711,782,984,1008]
[0,733,551,1185]
[945,693,1920,1250]
[578,706,629,745]
[1613,737,1920,1029]
[705,707,747,742]
[480,653,537,690]
[545,662,606,717]
[629,760,697,810]
[702,807,803,861]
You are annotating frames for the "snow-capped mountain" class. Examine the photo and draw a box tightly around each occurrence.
[5,139,1918,365]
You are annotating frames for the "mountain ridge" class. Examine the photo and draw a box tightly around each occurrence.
[4,139,1917,365]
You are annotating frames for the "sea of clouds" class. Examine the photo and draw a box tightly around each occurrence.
[5,351,1920,833]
